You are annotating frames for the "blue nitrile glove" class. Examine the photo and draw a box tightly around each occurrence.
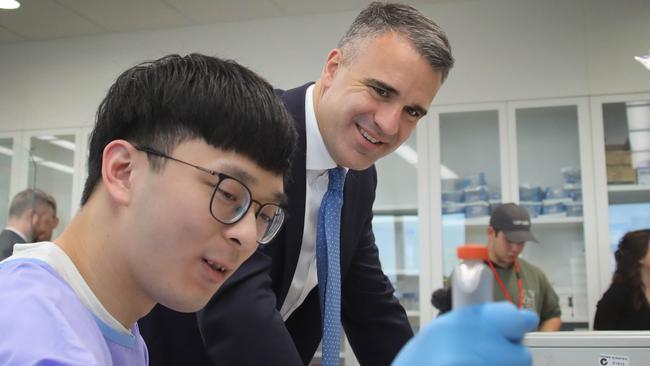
[392,302,539,366]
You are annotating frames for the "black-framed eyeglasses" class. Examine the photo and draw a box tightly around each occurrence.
[135,146,285,244]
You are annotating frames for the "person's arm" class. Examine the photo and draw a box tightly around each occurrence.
[593,285,623,330]
[197,250,304,365]
[341,168,413,366]
[539,316,562,331]
[537,269,562,331]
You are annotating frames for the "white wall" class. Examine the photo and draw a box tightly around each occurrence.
[1,0,648,134]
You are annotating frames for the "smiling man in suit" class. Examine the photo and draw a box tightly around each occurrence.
[197,3,453,365]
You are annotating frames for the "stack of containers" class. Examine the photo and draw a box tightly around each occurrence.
[519,167,583,218]
[462,173,490,218]
[541,186,571,216]
[442,173,496,218]
[519,185,543,218]
[441,178,465,215]
[562,167,583,217]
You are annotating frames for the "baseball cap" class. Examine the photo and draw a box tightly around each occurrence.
[489,203,538,243]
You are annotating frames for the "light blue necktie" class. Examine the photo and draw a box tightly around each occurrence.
[316,167,345,366]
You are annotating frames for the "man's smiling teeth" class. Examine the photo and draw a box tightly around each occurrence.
[206,259,226,273]
[358,126,380,144]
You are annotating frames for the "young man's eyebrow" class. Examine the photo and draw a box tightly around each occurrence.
[219,164,288,205]
[218,164,257,185]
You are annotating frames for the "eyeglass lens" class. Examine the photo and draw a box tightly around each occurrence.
[210,177,283,244]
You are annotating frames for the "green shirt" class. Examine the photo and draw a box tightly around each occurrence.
[491,258,561,323]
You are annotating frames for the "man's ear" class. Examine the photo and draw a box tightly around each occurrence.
[321,48,343,87]
[101,140,139,207]
[487,225,495,238]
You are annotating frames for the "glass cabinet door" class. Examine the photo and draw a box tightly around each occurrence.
[375,133,420,332]
[27,134,76,239]
[0,137,14,228]
[591,93,650,303]
[437,107,506,278]
[512,101,592,327]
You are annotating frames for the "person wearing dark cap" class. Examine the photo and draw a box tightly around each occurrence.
[487,203,562,331]
[432,202,561,332]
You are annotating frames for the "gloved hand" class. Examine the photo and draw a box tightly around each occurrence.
[392,302,539,366]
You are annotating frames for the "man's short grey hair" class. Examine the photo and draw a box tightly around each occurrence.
[9,188,57,218]
[338,1,454,82]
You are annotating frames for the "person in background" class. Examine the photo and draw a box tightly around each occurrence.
[594,229,650,330]
[141,3,539,366]
[433,203,562,332]
[0,188,58,260]
[0,53,296,365]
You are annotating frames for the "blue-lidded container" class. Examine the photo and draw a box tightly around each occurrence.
[442,202,465,215]
[564,183,582,201]
[542,200,567,215]
[544,187,569,200]
[465,201,490,218]
[565,201,583,217]
[464,186,489,202]
[442,190,464,203]
[520,201,542,218]
[456,173,487,190]
[520,185,543,202]
[561,166,581,185]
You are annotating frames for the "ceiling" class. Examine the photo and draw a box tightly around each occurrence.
[0,0,450,45]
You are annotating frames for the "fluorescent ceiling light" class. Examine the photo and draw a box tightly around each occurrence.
[440,165,459,180]
[395,145,418,166]
[635,50,650,70]
[0,0,20,10]
[31,156,74,175]
[394,144,459,179]
[35,135,76,151]
[0,146,12,157]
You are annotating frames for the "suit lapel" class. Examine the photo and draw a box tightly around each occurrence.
[276,83,311,305]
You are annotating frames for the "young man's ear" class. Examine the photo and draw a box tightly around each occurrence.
[101,140,139,206]
[321,48,343,88]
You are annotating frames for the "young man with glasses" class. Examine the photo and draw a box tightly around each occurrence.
[0,54,296,365]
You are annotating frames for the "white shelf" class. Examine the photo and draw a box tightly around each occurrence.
[532,216,583,225]
[443,216,583,227]
[607,184,650,204]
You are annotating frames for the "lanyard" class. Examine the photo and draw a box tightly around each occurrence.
[487,258,523,309]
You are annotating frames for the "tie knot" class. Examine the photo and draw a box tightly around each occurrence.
[328,167,345,192]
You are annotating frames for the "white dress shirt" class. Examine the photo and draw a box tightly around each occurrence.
[280,85,347,321]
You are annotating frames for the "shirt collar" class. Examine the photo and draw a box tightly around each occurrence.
[305,84,337,171]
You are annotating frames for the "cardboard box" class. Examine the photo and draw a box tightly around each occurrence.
[607,166,637,184]
[605,150,632,166]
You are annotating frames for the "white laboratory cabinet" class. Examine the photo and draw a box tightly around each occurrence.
[525,331,650,365]
[415,97,599,328]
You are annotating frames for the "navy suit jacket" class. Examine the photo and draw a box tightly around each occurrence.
[0,229,25,260]
[198,83,412,365]
[139,83,413,366]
